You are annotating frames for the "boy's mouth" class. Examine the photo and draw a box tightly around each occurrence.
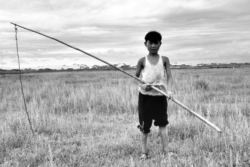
[150,49,157,51]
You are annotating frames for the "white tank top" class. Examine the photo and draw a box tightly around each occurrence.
[139,55,167,96]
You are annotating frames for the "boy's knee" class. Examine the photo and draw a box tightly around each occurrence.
[159,125,167,129]
[159,126,168,133]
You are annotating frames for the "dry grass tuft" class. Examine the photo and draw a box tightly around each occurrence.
[195,79,209,91]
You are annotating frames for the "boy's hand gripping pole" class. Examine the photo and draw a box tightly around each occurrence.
[10,22,222,133]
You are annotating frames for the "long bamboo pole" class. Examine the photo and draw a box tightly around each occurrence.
[10,22,222,133]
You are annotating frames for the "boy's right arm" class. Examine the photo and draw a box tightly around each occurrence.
[135,58,152,91]
[135,57,144,78]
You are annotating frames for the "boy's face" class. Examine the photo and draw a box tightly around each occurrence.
[144,40,161,54]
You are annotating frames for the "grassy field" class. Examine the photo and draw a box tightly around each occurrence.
[0,68,250,167]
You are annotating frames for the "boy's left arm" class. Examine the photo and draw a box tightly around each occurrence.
[163,56,174,98]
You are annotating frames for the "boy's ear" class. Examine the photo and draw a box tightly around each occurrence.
[158,41,162,47]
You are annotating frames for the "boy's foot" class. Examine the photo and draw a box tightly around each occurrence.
[140,153,149,161]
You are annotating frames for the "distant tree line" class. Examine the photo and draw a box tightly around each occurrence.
[1,63,250,74]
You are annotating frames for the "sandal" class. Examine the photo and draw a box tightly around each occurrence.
[140,153,149,161]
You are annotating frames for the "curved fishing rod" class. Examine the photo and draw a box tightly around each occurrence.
[10,22,222,133]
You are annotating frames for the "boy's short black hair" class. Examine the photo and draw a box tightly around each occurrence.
[145,31,162,43]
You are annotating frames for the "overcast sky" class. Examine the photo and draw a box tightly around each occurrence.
[1,0,250,69]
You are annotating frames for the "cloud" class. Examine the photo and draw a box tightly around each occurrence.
[1,0,250,69]
[0,60,7,65]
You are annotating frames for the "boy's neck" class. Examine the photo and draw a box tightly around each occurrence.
[148,53,159,57]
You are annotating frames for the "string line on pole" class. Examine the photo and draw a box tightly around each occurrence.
[14,25,35,135]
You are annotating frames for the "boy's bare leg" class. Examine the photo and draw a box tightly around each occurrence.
[159,126,169,153]
[141,132,148,154]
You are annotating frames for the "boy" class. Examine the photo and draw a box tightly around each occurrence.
[135,31,173,160]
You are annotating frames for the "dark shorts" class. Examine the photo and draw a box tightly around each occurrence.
[138,93,169,134]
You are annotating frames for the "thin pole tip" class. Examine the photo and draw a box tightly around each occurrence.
[216,128,222,133]
[10,22,17,27]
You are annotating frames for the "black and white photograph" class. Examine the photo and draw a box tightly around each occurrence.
[0,0,250,166]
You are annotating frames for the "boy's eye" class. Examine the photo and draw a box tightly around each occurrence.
[149,41,159,45]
